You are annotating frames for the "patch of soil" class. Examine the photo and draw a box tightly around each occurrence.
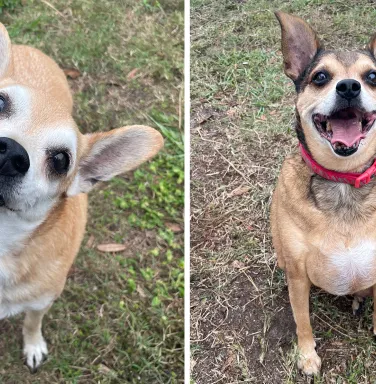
[190,108,298,383]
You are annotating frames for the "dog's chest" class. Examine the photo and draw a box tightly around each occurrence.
[309,240,376,295]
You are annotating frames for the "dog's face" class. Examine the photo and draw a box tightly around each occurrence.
[0,26,163,222]
[276,12,376,171]
[0,85,79,218]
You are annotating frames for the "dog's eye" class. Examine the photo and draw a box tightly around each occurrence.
[312,71,330,86]
[366,71,376,85]
[0,96,7,113]
[52,152,70,174]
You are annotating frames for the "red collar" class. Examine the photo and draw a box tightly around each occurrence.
[299,143,376,188]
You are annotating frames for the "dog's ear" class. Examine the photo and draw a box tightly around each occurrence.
[0,23,12,78]
[275,11,322,81]
[369,34,376,57]
[67,125,163,196]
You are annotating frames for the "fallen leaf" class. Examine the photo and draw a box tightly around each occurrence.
[137,285,147,298]
[191,107,215,127]
[229,186,251,197]
[97,243,126,253]
[259,114,267,121]
[166,222,183,233]
[221,350,235,373]
[63,68,81,79]
[98,364,112,374]
[127,68,139,80]
[85,235,95,248]
[98,304,104,318]
[232,260,245,269]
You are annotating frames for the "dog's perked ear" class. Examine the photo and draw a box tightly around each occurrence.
[67,125,163,196]
[275,11,322,82]
[369,33,376,57]
[0,23,12,78]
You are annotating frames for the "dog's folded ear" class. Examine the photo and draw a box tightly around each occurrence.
[0,23,12,79]
[67,125,163,196]
[275,11,322,82]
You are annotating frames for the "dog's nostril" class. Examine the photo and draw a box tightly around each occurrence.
[12,155,29,174]
[0,142,7,153]
[352,83,361,91]
[337,83,347,92]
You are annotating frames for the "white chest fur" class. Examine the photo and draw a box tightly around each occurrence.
[324,240,376,295]
[0,210,41,258]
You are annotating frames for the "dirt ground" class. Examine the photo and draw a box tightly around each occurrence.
[191,0,376,383]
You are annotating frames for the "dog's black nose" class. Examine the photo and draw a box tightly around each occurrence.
[336,79,361,100]
[0,137,30,177]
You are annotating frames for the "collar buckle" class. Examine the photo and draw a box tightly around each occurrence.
[354,159,376,188]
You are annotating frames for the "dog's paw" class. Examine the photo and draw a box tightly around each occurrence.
[23,337,48,373]
[352,296,365,316]
[297,349,321,376]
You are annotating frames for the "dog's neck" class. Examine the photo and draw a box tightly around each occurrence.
[299,143,376,187]
[309,173,376,222]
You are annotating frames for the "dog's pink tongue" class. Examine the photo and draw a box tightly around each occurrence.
[329,115,364,147]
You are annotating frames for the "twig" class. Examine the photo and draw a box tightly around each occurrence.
[313,313,355,340]
[242,270,259,292]
[213,148,253,186]
[41,0,66,18]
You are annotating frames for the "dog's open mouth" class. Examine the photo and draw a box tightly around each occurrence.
[313,107,376,156]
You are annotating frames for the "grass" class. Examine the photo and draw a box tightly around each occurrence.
[0,0,183,383]
[191,0,376,383]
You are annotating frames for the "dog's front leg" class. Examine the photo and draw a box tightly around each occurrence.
[288,275,321,375]
[22,306,51,373]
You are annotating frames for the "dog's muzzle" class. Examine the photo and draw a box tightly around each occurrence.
[0,137,30,177]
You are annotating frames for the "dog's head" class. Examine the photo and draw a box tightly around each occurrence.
[0,24,163,222]
[276,11,376,172]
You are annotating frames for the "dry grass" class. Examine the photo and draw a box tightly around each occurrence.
[191,0,376,383]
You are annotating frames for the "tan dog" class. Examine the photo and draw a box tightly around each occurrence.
[271,12,376,375]
[0,24,163,372]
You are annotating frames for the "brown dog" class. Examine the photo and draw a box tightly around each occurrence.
[0,23,163,372]
[271,12,376,375]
